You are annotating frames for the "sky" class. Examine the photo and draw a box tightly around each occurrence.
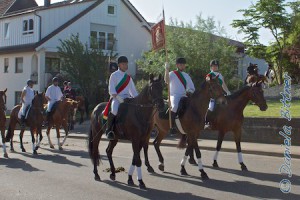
[35,0,289,45]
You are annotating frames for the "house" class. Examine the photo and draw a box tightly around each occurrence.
[0,0,151,111]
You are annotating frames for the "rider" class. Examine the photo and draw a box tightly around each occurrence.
[204,59,231,130]
[45,77,63,124]
[104,56,138,140]
[20,79,35,128]
[244,63,259,85]
[164,57,195,135]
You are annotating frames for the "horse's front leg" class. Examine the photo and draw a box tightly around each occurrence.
[19,129,26,152]
[35,128,43,151]
[234,129,247,171]
[143,135,154,173]
[153,129,165,171]
[132,141,145,189]
[46,126,54,149]
[180,144,193,176]
[193,137,209,180]
[30,128,37,155]
[56,125,63,150]
[106,139,118,180]
[1,128,8,158]
[60,120,69,147]
[212,132,225,168]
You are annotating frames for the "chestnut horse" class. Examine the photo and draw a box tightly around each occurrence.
[208,81,267,170]
[88,74,164,189]
[6,92,44,155]
[45,98,78,150]
[75,96,88,124]
[0,89,8,158]
[144,77,226,179]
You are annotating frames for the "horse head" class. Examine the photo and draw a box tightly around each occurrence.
[249,81,268,111]
[149,74,164,112]
[246,74,268,85]
[32,92,45,115]
[0,88,7,110]
[205,75,227,105]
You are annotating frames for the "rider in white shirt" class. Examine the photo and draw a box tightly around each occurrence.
[164,57,195,135]
[20,79,35,128]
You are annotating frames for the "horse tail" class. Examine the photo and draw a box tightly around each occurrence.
[177,134,187,149]
[88,124,94,161]
[88,111,101,166]
[5,124,12,142]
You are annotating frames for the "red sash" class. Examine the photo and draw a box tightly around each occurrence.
[102,74,131,122]
[173,70,187,89]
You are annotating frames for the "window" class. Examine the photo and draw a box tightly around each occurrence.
[4,58,9,73]
[23,19,34,35]
[108,5,115,15]
[89,31,115,50]
[107,33,114,50]
[99,32,106,49]
[15,57,23,73]
[4,23,9,39]
[90,31,98,48]
[45,58,60,73]
[15,91,22,105]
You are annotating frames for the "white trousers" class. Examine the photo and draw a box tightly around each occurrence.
[170,95,182,113]
[47,101,57,112]
[111,98,120,116]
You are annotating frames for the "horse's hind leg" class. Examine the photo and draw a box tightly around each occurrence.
[128,158,136,186]
[180,145,193,176]
[234,129,247,171]
[19,129,26,152]
[213,132,225,168]
[46,126,54,149]
[1,128,8,158]
[56,126,63,150]
[60,121,69,147]
[106,139,118,180]
[153,130,165,171]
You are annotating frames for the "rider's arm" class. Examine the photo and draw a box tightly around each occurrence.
[186,74,195,93]
[108,74,117,98]
[129,78,138,98]
[221,77,230,95]
[20,89,26,103]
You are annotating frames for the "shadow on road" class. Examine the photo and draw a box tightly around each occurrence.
[0,158,41,172]
[102,180,214,200]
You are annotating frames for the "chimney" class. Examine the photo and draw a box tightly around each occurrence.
[44,0,51,7]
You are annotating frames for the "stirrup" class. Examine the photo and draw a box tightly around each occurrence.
[204,124,212,130]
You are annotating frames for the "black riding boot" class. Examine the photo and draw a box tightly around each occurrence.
[168,111,177,136]
[43,111,51,127]
[20,115,25,129]
[105,113,116,140]
[204,109,213,130]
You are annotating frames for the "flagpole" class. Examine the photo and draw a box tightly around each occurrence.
[162,9,172,129]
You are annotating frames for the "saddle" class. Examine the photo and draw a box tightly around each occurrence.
[158,97,190,119]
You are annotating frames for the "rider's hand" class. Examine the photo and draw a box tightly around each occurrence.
[226,91,231,96]
[164,62,170,70]
[116,95,124,103]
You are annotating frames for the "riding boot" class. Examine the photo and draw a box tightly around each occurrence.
[105,113,116,140]
[204,109,213,130]
[168,111,178,136]
[20,115,25,129]
[43,111,51,127]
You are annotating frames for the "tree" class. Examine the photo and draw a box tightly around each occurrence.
[232,0,292,84]
[57,34,115,104]
[138,15,238,90]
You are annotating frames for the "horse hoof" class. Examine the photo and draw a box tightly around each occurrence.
[22,148,26,152]
[200,170,209,180]
[50,145,55,149]
[94,174,101,181]
[158,164,164,172]
[10,149,15,152]
[241,163,248,171]
[4,153,8,158]
[212,160,219,168]
[180,166,188,176]
[128,176,134,186]
[188,158,197,165]
[33,150,38,155]
[147,166,155,173]
[110,174,116,181]
[138,180,146,190]
[59,147,63,151]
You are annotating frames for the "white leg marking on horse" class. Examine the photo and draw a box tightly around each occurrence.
[159,162,164,166]
[180,156,188,166]
[58,138,61,148]
[197,158,204,170]
[128,165,135,176]
[137,167,142,180]
[2,143,7,153]
[238,152,243,163]
[32,143,35,152]
[213,151,219,161]
[61,136,67,146]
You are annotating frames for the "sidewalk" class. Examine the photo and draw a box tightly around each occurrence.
[68,121,300,159]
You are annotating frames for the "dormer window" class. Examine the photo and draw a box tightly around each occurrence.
[108,5,116,15]
[23,19,34,35]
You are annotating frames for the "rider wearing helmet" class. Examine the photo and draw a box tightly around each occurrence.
[19,79,35,128]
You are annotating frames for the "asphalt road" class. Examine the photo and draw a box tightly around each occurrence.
[0,129,299,200]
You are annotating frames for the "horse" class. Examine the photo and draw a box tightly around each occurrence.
[6,92,45,155]
[0,89,8,158]
[207,81,268,171]
[75,96,88,124]
[45,98,78,150]
[88,74,164,189]
[143,76,226,179]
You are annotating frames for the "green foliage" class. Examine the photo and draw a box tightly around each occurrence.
[57,34,116,104]
[137,14,237,89]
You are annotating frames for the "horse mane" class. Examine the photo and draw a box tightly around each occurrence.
[226,86,251,100]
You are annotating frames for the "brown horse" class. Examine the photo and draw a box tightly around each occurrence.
[144,77,226,179]
[208,81,267,170]
[0,89,8,158]
[75,96,87,124]
[245,74,268,85]
[45,98,78,150]
[6,92,45,155]
[88,74,164,189]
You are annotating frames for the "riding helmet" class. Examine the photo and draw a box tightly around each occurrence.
[27,79,34,85]
[52,77,59,83]
[117,56,128,64]
[176,57,186,64]
[210,59,219,66]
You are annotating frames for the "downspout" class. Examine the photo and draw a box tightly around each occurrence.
[34,10,42,41]
[33,10,43,91]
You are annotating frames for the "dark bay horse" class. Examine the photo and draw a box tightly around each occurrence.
[209,81,267,170]
[88,74,164,189]
[6,92,44,155]
[144,76,226,179]
[0,89,8,158]
[45,98,78,150]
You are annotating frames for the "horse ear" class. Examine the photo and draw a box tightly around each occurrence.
[4,88,7,93]
[149,73,154,82]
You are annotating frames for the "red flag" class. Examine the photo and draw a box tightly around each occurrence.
[151,19,165,51]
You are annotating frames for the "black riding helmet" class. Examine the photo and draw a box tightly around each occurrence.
[27,79,33,85]
[210,59,219,66]
[52,77,59,83]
